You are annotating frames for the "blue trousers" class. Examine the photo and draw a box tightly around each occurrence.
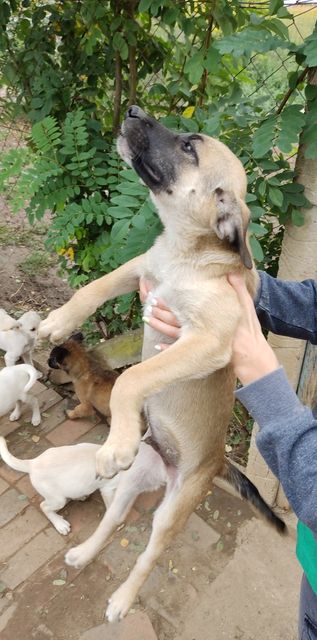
[299,574,317,639]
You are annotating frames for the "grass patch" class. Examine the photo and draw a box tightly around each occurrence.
[18,251,52,276]
[0,223,49,247]
[0,224,47,247]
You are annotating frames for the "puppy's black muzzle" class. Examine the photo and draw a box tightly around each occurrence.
[120,105,177,193]
[48,355,59,369]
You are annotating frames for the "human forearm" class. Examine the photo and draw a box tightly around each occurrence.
[256,271,317,343]
[236,367,317,533]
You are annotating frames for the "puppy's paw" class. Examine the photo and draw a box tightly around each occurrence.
[106,584,134,623]
[38,306,79,343]
[9,409,20,422]
[55,516,71,536]
[66,409,76,420]
[31,415,41,427]
[65,544,92,569]
[96,439,139,479]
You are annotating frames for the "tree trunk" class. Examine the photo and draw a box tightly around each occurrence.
[247,68,317,507]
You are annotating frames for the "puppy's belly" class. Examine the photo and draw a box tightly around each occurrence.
[145,368,235,469]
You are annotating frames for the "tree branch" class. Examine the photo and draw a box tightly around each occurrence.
[276,66,309,115]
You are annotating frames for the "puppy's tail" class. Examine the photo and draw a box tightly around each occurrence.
[20,364,41,393]
[221,461,287,535]
[0,436,31,473]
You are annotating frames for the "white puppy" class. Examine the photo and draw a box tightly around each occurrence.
[0,308,19,331]
[0,310,41,366]
[0,438,167,536]
[0,364,41,426]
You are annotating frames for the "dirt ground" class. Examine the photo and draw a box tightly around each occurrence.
[0,194,71,315]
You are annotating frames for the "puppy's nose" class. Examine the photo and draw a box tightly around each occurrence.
[127,105,145,119]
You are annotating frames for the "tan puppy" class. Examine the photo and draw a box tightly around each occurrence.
[48,334,118,420]
[40,107,284,622]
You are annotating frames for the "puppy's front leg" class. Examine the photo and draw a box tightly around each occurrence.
[66,402,95,419]
[96,330,233,478]
[39,255,145,343]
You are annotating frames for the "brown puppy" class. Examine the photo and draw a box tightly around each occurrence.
[48,334,118,420]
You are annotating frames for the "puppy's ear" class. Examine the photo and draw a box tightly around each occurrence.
[213,188,253,270]
[70,332,84,343]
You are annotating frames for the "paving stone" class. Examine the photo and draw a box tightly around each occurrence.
[0,488,29,526]
[0,477,9,495]
[146,578,198,629]
[0,529,65,589]
[31,623,55,638]
[76,420,108,445]
[0,603,18,634]
[134,488,164,514]
[37,398,69,434]
[46,418,99,446]
[15,475,37,500]
[0,463,24,484]
[79,612,157,640]
[180,512,220,551]
[0,418,22,438]
[63,496,104,538]
[37,388,62,412]
[31,381,47,396]
[0,506,47,562]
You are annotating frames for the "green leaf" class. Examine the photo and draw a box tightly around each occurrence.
[110,219,130,242]
[111,195,141,208]
[107,207,133,219]
[302,25,317,67]
[132,213,146,230]
[249,205,265,220]
[268,187,283,208]
[291,210,305,227]
[250,236,264,262]
[113,33,128,60]
[116,183,148,197]
[138,0,153,11]
[184,50,204,84]
[249,222,268,237]
[269,0,283,15]
[252,116,276,158]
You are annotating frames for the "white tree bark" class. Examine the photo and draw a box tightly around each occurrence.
[247,69,317,506]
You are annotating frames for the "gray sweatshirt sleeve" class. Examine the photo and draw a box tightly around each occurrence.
[255,271,317,342]
[236,368,317,532]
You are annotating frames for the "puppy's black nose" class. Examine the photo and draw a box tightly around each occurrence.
[127,105,144,119]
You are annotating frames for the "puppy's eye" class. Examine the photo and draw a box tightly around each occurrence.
[30,327,36,332]
[182,140,193,153]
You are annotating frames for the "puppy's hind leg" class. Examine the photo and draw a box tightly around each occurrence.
[65,443,167,570]
[10,400,22,422]
[106,464,217,623]
[40,497,70,535]
[21,393,41,426]
[4,351,19,367]
[22,350,33,366]
[65,472,144,569]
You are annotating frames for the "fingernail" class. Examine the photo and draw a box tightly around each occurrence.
[154,344,161,351]
[144,305,152,316]
[142,316,150,324]
[148,294,157,306]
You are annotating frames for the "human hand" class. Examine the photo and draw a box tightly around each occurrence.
[228,273,279,386]
[139,278,181,349]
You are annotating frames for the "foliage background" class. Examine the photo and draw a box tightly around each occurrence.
[0,0,317,334]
